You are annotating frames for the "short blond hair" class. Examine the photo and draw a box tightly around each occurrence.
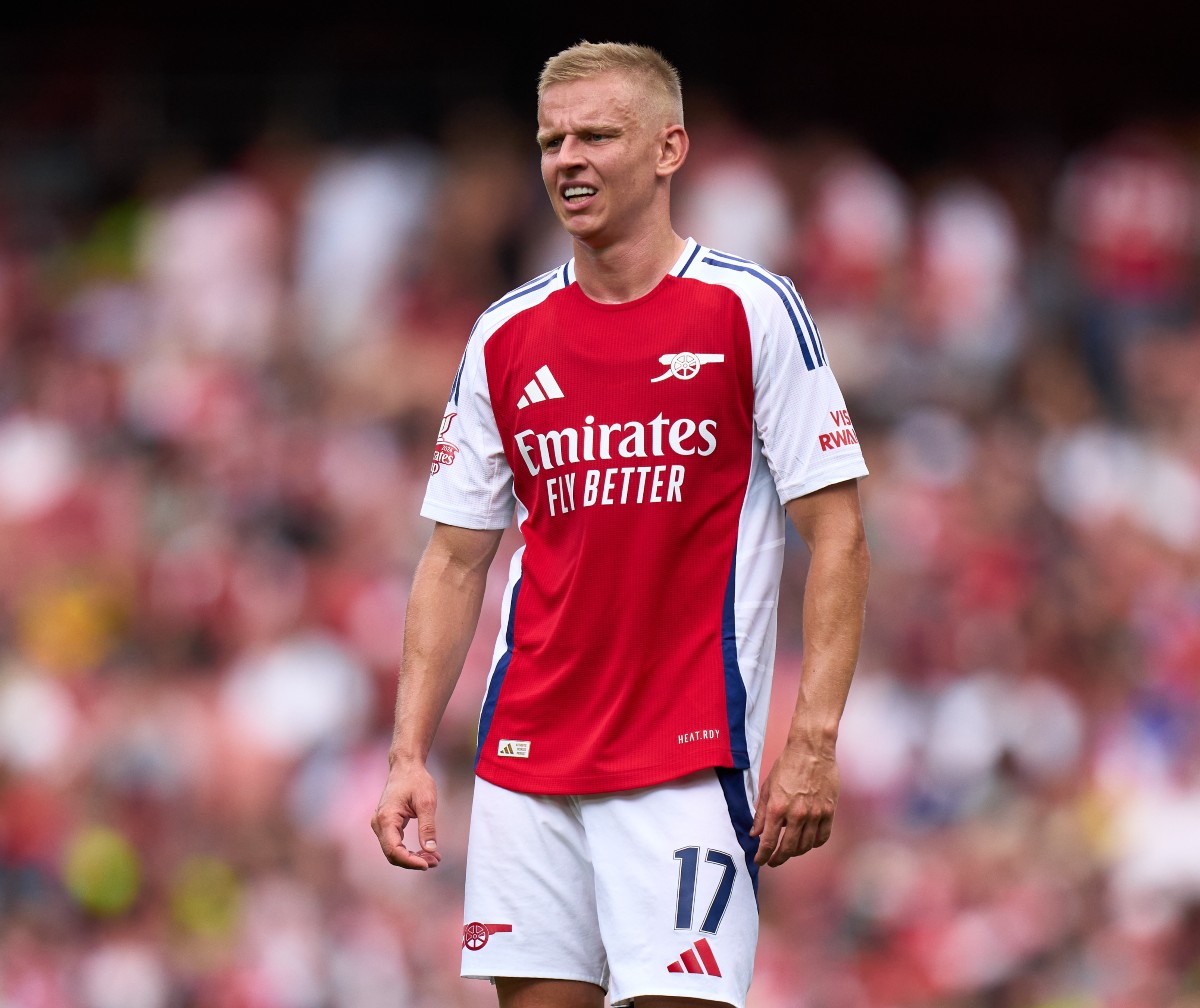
[538,41,684,127]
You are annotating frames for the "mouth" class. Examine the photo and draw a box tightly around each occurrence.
[563,185,597,205]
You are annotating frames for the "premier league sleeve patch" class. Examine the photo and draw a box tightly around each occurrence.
[431,411,460,474]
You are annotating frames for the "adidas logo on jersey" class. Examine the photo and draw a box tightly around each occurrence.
[497,739,531,758]
[667,937,722,977]
[517,365,565,409]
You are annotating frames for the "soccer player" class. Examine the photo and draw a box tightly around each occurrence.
[372,41,870,1008]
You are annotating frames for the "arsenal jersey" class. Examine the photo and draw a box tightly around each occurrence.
[422,239,868,795]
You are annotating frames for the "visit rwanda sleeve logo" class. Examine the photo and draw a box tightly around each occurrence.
[431,412,460,473]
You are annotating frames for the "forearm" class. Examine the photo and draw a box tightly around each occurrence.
[388,526,501,765]
[784,488,870,757]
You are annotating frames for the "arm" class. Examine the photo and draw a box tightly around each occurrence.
[371,521,504,870]
[751,478,869,867]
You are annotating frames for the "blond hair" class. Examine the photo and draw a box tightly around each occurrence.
[538,41,684,127]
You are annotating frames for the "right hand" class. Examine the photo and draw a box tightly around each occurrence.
[371,760,441,870]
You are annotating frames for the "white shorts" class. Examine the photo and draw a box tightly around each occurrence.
[460,768,760,1007]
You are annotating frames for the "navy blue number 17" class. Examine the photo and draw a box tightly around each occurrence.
[673,847,737,933]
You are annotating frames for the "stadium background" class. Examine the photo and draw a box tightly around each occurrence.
[2,4,1199,1006]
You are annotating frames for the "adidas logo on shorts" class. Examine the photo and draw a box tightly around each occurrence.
[667,937,722,976]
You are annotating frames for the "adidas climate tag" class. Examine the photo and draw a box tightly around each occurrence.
[497,739,531,758]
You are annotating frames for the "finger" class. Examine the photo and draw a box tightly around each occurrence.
[414,794,440,866]
[786,809,817,858]
[375,817,432,870]
[749,796,766,839]
[373,803,436,871]
[753,817,782,866]
[783,810,834,864]
[392,845,434,870]
[769,821,803,867]
[813,812,834,849]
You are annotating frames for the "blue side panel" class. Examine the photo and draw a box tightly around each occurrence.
[716,767,760,899]
[721,556,749,768]
[474,577,522,765]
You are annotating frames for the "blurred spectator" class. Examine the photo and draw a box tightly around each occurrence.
[293,139,438,361]
[906,178,1026,411]
[1053,126,1200,421]
[675,90,793,270]
[138,170,286,364]
[784,139,912,406]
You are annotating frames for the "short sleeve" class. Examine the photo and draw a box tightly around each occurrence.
[748,287,868,504]
[420,336,516,530]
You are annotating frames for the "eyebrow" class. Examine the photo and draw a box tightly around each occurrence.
[536,121,622,145]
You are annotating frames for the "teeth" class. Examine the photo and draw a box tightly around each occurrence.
[565,187,596,198]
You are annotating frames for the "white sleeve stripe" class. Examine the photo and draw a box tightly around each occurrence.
[786,278,827,363]
[700,254,823,371]
[675,239,705,276]
[482,272,558,317]
[705,249,827,368]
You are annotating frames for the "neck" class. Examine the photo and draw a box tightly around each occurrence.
[571,228,687,304]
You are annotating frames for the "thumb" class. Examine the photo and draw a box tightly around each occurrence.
[415,792,439,854]
[749,791,766,838]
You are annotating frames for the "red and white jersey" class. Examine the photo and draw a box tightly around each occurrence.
[422,239,868,795]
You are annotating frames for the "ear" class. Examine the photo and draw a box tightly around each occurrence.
[656,124,689,178]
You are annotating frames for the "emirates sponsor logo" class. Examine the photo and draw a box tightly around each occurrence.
[514,412,717,477]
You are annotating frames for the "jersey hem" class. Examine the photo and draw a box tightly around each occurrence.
[474,750,745,796]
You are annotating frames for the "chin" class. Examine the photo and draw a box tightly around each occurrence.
[563,224,598,246]
[566,212,607,235]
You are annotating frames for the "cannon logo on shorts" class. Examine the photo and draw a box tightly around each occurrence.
[462,922,513,950]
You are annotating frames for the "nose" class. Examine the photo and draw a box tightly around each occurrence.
[556,135,588,166]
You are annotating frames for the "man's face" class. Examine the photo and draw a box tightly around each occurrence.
[537,71,667,249]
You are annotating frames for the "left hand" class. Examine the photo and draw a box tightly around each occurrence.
[749,746,839,867]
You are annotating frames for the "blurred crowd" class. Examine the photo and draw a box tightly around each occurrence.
[1,74,1199,1008]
